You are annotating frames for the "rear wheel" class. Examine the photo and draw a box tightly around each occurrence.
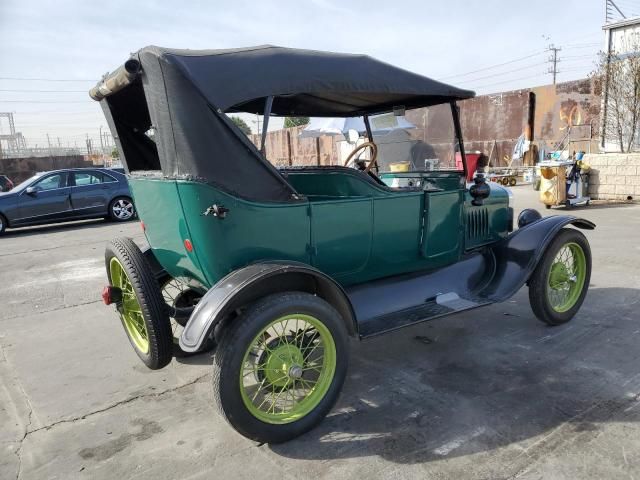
[105,237,172,369]
[109,197,136,221]
[212,292,348,443]
[528,228,591,326]
[0,214,6,235]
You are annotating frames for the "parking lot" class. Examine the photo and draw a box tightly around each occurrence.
[1,186,639,480]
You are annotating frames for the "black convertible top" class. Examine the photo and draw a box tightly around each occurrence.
[91,45,473,202]
[136,45,474,116]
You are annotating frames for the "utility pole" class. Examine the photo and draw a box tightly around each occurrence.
[46,133,53,158]
[547,44,561,85]
[99,125,104,152]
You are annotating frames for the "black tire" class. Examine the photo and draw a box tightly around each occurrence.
[108,196,136,222]
[509,177,517,187]
[0,213,6,235]
[212,292,349,443]
[105,237,173,369]
[545,204,552,209]
[528,228,592,326]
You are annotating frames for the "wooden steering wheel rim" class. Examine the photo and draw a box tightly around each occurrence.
[343,142,379,173]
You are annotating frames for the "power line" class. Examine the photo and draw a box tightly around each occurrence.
[473,73,549,91]
[456,61,548,84]
[0,100,90,103]
[0,89,87,93]
[437,50,546,81]
[0,76,94,82]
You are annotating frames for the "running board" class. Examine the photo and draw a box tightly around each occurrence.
[344,252,495,338]
[357,294,489,338]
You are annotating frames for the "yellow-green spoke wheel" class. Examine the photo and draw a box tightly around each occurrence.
[105,237,173,369]
[529,228,592,326]
[212,292,348,443]
[240,314,336,424]
[110,258,149,353]
[546,243,587,313]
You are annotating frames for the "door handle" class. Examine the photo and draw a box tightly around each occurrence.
[202,204,229,219]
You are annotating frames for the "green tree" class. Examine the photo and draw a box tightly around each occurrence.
[284,117,310,128]
[111,146,119,159]
[230,116,252,135]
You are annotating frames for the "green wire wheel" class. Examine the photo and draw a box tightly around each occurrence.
[212,292,348,443]
[528,228,592,326]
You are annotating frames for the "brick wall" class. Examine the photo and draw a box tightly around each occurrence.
[584,153,640,200]
[0,155,95,183]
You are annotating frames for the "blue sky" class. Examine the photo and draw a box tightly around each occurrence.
[0,0,614,145]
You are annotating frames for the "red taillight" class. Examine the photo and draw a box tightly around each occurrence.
[102,286,113,305]
[102,286,122,305]
[184,239,194,252]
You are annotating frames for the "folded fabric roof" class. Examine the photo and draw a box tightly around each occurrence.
[136,45,475,116]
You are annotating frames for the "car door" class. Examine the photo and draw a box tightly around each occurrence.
[70,171,114,216]
[16,172,72,224]
[310,198,373,280]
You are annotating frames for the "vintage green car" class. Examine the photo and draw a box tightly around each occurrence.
[93,46,594,444]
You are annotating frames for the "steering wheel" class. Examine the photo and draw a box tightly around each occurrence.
[343,142,378,173]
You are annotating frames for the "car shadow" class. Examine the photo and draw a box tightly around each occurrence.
[268,286,640,464]
[548,201,637,211]
[2,218,127,237]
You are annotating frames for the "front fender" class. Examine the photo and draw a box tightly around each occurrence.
[480,215,595,302]
[179,262,356,353]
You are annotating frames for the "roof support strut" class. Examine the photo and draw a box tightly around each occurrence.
[260,96,274,155]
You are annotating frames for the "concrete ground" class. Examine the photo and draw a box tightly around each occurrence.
[1,186,639,480]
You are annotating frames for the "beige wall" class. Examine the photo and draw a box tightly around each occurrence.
[584,153,640,200]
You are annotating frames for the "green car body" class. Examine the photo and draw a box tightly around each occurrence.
[131,171,511,291]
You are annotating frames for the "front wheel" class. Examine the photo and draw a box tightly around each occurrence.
[528,228,592,326]
[212,292,349,443]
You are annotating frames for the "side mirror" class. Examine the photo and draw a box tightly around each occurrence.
[469,174,490,206]
[345,129,359,145]
[25,186,38,195]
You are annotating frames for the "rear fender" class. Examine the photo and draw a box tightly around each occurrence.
[179,262,356,353]
[480,215,595,301]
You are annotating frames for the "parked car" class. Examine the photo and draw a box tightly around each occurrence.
[95,46,594,444]
[0,168,135,234]
[0,174,14,192]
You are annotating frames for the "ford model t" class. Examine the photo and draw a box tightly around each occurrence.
[92,46,594,443]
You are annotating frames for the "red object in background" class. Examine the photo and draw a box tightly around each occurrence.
[455,152,482,182]
[184,239,194,252]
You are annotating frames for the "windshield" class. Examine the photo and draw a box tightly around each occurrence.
[10,174,43,192]
[371,104,460,173]
[298,103,461,173]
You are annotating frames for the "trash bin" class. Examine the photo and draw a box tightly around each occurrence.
[539,161,568,207]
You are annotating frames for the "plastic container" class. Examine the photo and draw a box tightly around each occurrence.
[540,163,567,206]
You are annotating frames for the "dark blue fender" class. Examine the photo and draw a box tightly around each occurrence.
[179,262,356,352]
[479,215,595,302]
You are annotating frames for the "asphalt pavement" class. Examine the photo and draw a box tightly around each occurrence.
[1,186,639,480]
